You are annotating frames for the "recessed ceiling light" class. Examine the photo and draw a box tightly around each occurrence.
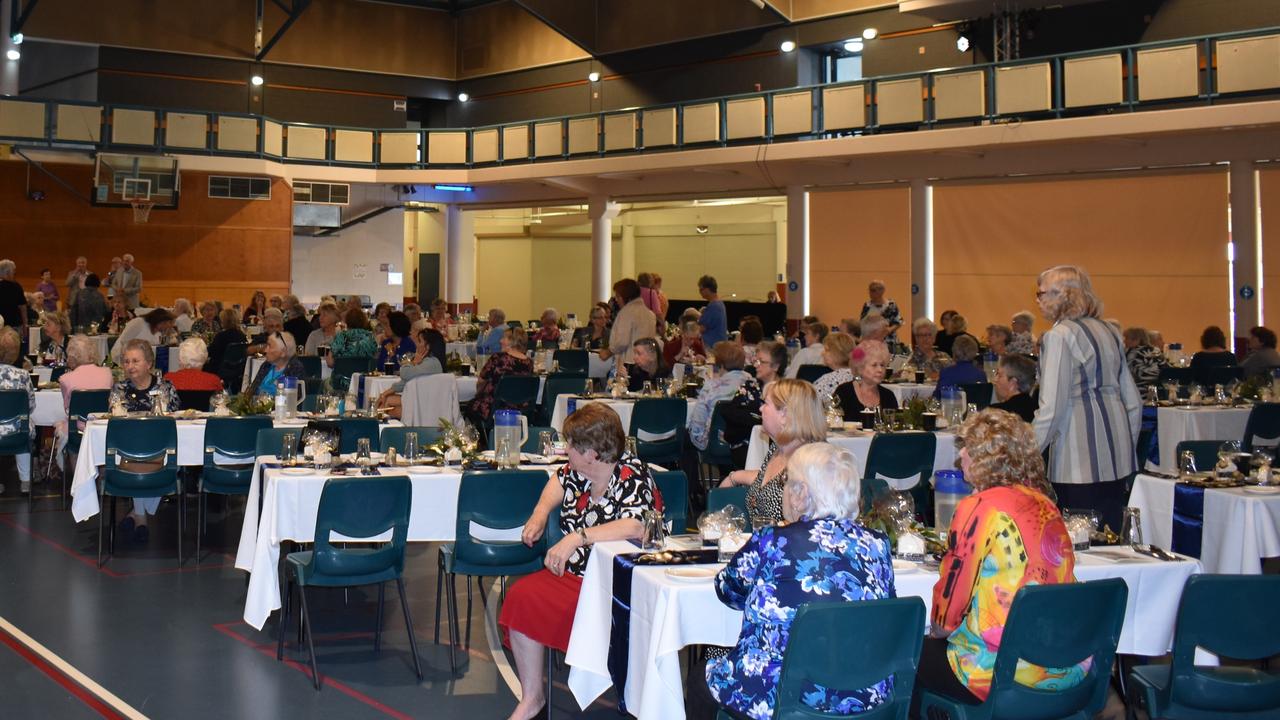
[588,71,600,82]
[10,33,23,45]
[956,35,970,52]
[843,39,864,53]
[457,92,470,102]
[5,49,19,61]
[862,28,878,40]
[780,40,796,53]
[250,75,264,86]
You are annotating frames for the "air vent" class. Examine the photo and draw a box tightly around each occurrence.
[208,175,271,200]
[293,181,350,205]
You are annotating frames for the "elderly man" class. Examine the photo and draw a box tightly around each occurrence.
[404,302,423,325]
[105,256,122,300]
[281,295,312,347]
[1008,310,1036,355]
[66,256,92,297]
[990,353,1037,422]
[0,327,35,494]
[476,308,507,355]
[247,307,285,355]
[859,280,902,338]
[111,253,143,309]
[0,259,28,341]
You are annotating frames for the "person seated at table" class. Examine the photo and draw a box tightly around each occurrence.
[39,310,71,365]
[934,310,960,355]
[785,322,828,378]
[0,328,35,495]
[109,308,175,365]
[835,340,898,420]
[470,327,533,424]
[110,339,181,541]
[428,298,453,329]
[281,295,312,347]
[69,273,108,332]
[476,307,509,355]
[985,324,1012,357]
[722,341,786,469]
[860,313,890,343]
[164,337,225,392]
[989,353,1037,422]
[371,302,392,343]
[663,320,706,367]
[688,342,754,454]
[738,316,764,367]
[1190,325,1237,384]
[106,295,132,335]
[498,403,657,720]
[246,308,284,355]
[375,311,416,371]
[625,337,671,392]
[326,307,377,370]
[708,442,895,718]
[303,302,340,356]
[241,290,267,325]
[373,326,445,419]
[171,298,195,334]
[403,302,423,325]
[191,300,222,335]
[249,332,305,397]
[718,378,826,526]
[59,334,113,414]
[1123,327,1165,389]
[812,332,856,402]
[412,318,448,368]
[910,318,953,381]
[1009,310,1036,355]
[933,335,985,399]
[912,409,1079,713]
[530,308,561,348]
[204,309,244,374]
[1240,326,1280,380]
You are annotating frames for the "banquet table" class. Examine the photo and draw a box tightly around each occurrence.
[882,382,935,406]
[33,389,65,427]
[244,356,333,391]
[236,461,560,630]
[446,341,477,359]
[355,373,512,409]
[566,540,1202,720]
[1150,406,1252,474]
[1127,473,1280,574]
[31,366,53,384]
[744,426,958,490]
[550,395,697,434]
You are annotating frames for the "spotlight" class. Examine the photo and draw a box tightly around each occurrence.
[779,40,796,53]
[5,49,19,61]
[10,33,22,45]
[956,35,970,52]
[457,92,470,102]
[250,75,264,86]
[862,28,878,40]
[843,39,864,53]
[695,224,709,234]
[588,71,600,82]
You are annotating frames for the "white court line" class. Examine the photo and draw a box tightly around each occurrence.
[0,615,150,720]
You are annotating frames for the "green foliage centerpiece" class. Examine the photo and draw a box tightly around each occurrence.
[228,392,274,416]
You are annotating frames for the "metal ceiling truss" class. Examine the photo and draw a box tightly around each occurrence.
[255,0,312,62]
[9,0,40,38]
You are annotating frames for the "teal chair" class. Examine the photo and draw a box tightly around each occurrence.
[218,341,249,393]
[298,378,321,413]
[698,401,734,484]
[552,349,589,375]
[521,425,555,453]
[629,398,687,468]
[98,417,184,568]
[653,470,689,533]
[256,427,300,459]
[63,389,110,509]
[960,382,993,410]
[796,365,828,383]
[707,485,748,518]
[861,432,937,523]
[493,375,541,421]
[1242,403,1280,458]
[331,356,374,392]
[337,417,380,454]
[380,426,443,455]
[198,416,272,561]
[920,578,1128,720]
[176,389,215,412]
[49,366,68,383]
[540,375,588,426]
[1127,574,1280,720]
[276,475,421,690]
[716,597,926,720]
[435,470,550,675]
[0,390,32,491]
[1174,440,1226,473]
[297,355,322,378]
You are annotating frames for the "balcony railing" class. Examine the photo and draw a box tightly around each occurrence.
[1,26,1278,169]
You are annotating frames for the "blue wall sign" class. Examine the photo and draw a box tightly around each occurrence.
[788,281,799,291]
[911,283,920,295]
[1240,285,1255,300]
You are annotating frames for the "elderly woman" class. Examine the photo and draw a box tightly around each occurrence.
[191,301,222,335]
[247,308,284,355]
[719,378,827,526]
[985,324,1012,356]
[70,273,108,332]
[428,298,452,329]
[722,341,787,469]
[913,409,1079,712]
[471,327,533,423]
[205,309,244,374]
[172,298,195,333]
[688,342,753,452]
[836,340,899,419]
[738,316,764,366]
[785,322,828,378]
[241,291,267,325]
[249,332,305,397]
[933,335,986,398]
[1123,327,1165,388]
[531,307,561,348]
[303,302,340,356]
[601,278,657,367]
[0,328,35,494]
[709,442,895,718]
[106,295,132,335]
[39,311,71,365]
[663,320,706,366]
[812,332,857,402]
[1190,325,1237,384]
[1008,311,1036,355]
[110,339,181,540]
[371,302,393,342]
[375,311,416,371]
[626,337,670,391]
[164,338,224,391]
[281,295,311,347]
[59,334,113,413]
[1241,326,1280,380]
[1033,265,1141,530]
[990,354,1038,422]
[327,307,377,368]
[499,403,657,720]
[374,325,445,419]
[910,317,953,380]
[109,308,175,365]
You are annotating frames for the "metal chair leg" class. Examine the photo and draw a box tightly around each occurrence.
[374,582,385,654]
[177,491,185,567]
[433,549,444,645]
[546,648,556,719]
[297,585,321,690]
[96,493,105,568]
[196,493,204,563]
[465,575,474,650]
[445,571,459,675]
[396,577,424,681]
[277,577,292,660]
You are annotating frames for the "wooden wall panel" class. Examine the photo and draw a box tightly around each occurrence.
[1261,168,1280,331]
[809,186,912,326]
[457,1,589,79]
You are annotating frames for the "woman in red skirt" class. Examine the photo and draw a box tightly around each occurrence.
[498,402,659,720]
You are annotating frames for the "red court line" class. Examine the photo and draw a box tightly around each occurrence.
[0,625,127,720]
[0,514,233,578]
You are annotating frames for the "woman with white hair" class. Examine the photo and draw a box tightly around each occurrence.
[1033,265,1141,530]
[835,340,899,419]
[1008,311,1036,355]
[110,338,180,540]
[531,307,561,348]
[248,331,305,397]
[707,442,896,718]
[910,317,953,380]
[164,338,224,391]
[172,298,194,333]
[0,327,35,494]
[59,334,113,413]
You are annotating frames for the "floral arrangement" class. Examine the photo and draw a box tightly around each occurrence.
[426,418,480,463]
[898,396,930,430]
[859,491,946,554]
[464,325,481,342]
[445,351,467,374]
[227,392,274,416]
[1235,375,1268,402]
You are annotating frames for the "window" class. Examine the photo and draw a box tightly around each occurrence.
[208,175,272,200]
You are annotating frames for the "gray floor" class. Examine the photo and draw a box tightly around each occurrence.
[0,458,621,719]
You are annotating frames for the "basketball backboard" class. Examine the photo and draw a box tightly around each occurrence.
[93,152,180,208]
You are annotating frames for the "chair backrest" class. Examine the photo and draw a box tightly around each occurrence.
[1243,402,1280,453]
[629,397,687,442]
[105,417,177,464]
[552,349,589,375]
[332,356,374,390]
[863,432,938,516]
[706,485,748,517]
[380,426,443,454]
[256,427,300,459]
[796,365,829,384]
[337,417,381,453]
[522,425,555,453]
[541,375,588,424]
[700,401,734,465]
[494,375,541,419]
[1199,364,1244,387]
[0,389,31,426]
[959,382,993,410]
[297,355,322,378]
[776,598,925,719]
[1157,366,1194,385]
[1167,574,1280,711]
[454,470,550,568]
[67,389,111,430]
[49,366,68,382]
[176,389,215,412]
[652,470,689,533]
[204,416,272,465]
[985,579,1127,720]
[1174,440,1224,473]
[312,476,412,578]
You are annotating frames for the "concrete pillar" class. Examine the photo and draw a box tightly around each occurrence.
[773,206,787,292]
[445,204,476,309]
[620,223,636,279]
[910,179,934,323]
[1229,160,1262,340]
[784,186,809,319]
[1,0,19,97]
[590,196,620,303]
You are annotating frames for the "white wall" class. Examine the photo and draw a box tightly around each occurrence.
[292,207,406,306]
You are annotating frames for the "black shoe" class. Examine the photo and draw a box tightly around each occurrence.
[118,515,136,537]
[133,524,150,543]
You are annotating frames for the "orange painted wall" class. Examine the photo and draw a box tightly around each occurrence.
[809,185,912,327]
[1262,168,1280,332]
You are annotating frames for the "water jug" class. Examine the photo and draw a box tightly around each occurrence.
[939,386,967,428]
[493,409,528,467]
[933,469,971,536]
[283,376,300,419]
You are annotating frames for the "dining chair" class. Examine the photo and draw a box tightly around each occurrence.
[63,389,110,509]
[197,416,271,561]
[255,427,300,460]
[862,432,937,522]
[521,426,555,453]
[1198,365,1244,387]
[697,401,734,486]
[336,417,379,454]
[552,349,589,375]
[795,365,828,384]
[919,578,1128,720]
[1242,403,1280,458]
[629,398,687,468]
[276,475,421,690]
[493,375,541,422]
[652,470,689,533]
[296,355,322,378]
[0,390,32,493]
[176,389,215,412]
[706,485,748,518]
[218,341,249,393]
[1174,440,1226,474]
[98,417,183,568]
[331,356,374,392]
[959,382,993,410]
[379,426,443,455]
[540,376,586,426]
[1158,366,1195,386]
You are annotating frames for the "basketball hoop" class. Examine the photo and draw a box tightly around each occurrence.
[130,199,155,224]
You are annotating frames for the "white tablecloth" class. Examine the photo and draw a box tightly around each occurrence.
[1152,406,1252,474]
[883,382,935,405]
[550,395,696,434]
[33,389,65,427]
[1128,473,1280,574]
[566,540,1201,720]
[744,426,958,490]
[31,366,53,383]
[456,375,478,402]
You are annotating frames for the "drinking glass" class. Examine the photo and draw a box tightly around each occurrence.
[1120,507,1143,547]
[356,437,373,466]
[279,432,297,464]
[405,432,419,462]
[494,436,513,468]
[641,509,666,551]
[461,424,479,454]
[641,380,653,397]
[539,430,554,457]
[583,379,595,396]
[1178,449,1198,477]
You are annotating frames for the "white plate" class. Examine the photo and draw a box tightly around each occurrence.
[1243,485,1280,495]
[892,559,919,574]
[279,467,313,476]
[666,566,720,582]
[404,465,440,475]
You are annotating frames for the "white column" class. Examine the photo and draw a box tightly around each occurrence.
[784,186,809,319]
[445,203,476,307]
[620,223,636,279]
[590,196,620,303]
[910,179,934,323]
[773,206,787,289]
[1,0,19,97]
[1229,160,1262,339]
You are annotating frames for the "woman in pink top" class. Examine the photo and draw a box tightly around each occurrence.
[56,334,114,447]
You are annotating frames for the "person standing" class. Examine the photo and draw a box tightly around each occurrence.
[0,260,28,344]
[697,275,728,347]
[69,274,108,332]
[36,269,59,312]
[600,278,656,366]
[66,256,91,299]
[859,280,902,339]
[112,253,143,309]
[105,257,122,301]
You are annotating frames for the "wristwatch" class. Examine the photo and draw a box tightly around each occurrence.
[577,527,591,546]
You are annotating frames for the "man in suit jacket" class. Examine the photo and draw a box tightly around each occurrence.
[112,253,143,309]
[990,353,1037,423]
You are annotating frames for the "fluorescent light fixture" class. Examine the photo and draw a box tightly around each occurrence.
[588,71,600,82]
[956,35,970,52]
[862,28,878,40]
[250,75,264,86]
[780,40,796,53]
[10,33,22,45]
[434,184,474,193]
[457,92,470,102]
[5,49,19,61]
[843,39,864,53]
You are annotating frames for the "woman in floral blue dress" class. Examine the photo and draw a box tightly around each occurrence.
[708,442,897,719]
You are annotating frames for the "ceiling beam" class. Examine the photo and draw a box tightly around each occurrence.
[256,0,312,62]
[9,0,41,37]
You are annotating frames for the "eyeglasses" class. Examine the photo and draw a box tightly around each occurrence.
[1035,289,1053,299]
